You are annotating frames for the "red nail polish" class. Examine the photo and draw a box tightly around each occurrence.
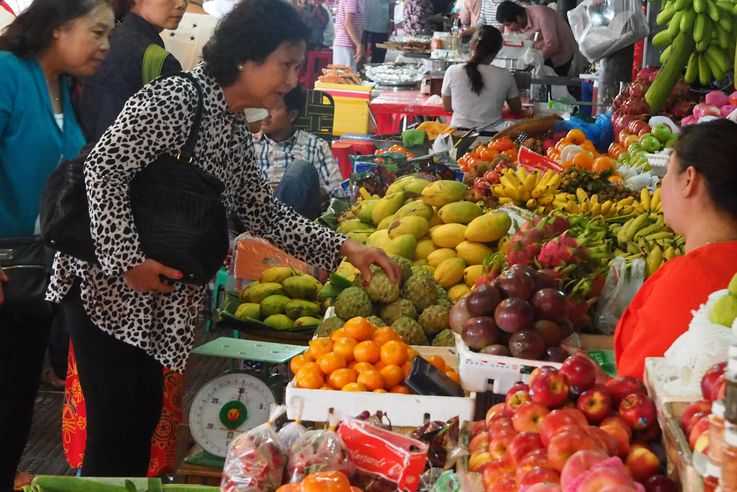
[177,272,184,279]
[363,279,369,286]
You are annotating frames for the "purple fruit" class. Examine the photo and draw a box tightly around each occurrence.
[508,329,547,360]
[466,284,501,317]
[481,344,511,356]
[533,319,565,346]
[461,316,499,350]
[545,346,569,363]
[494,297,535,333]
[449,297,473,334]
[531,288,569,322]
[533,271,558,290]
[495,267,536,300]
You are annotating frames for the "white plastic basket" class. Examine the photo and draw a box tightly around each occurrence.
[646,150,671,177]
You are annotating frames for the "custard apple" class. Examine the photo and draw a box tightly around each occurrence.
[392,316,429,345]
[431,329,456,347]
[392,255,413,285]
[356,265,400,303]
[315,316,344,337]
[380,299,417,325]
[367,315,387,327]
[334,287,373,320]
[418,304,451,337]
[402,274,437,312]
[411,264,434,278]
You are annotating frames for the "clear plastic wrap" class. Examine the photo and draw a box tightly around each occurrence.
[594,257,646,335]
[286,414,354,484]
[278,401,307,450]
[221,405,287,492]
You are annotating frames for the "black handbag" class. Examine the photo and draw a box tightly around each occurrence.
[0,236,52,308]
[39,72,228,285]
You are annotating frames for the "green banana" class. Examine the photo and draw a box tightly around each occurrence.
[633,222,665,240]
[620,214,649,244]
[694,0,706,13]
[645,230,675,241]
[669,11,684,38]
[705,49,726,80]
[694,13,707,42]
[664,246,676,260]
[719,17,733,32]
[733,1,737,14]
[660,45,673,64]
[706,45,729,74]
[685,53,699,83]
[653,29,674,46]
[707,1,721,21]
[657,3,678,24]
[681,9,697,32]
[675,0,692,10]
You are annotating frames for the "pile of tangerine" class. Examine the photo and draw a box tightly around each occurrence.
[374,144,416,159]
[290,317,459,394]
[457,136,518,173]
[546,129,617,175]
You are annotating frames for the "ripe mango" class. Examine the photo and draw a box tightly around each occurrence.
[465,212,512,243]
[241,282,283,303]
[421,180,468,207]
[433,257,466,289]
[355,199,379,224]
[448,283,471,302]
[427,248,457,267]
[404,177,430,196]
[263,314,294,330]
[294,316,321,328]
[366,229,416,259]
[438,201,483,224]
[456,241,493,265]
[282,276,320,300]
[415,238,437,260]
[260,294,291,317]
[284,299,321,320]
[371,191,405,225]
[428,214,444,227]
[464,265,484,287]
[234,302,260,320]
[386,176,430,196]
[337,218,375,234]
[431,223,467,248]
[388,215,429,240]
[346,230,373,243]
[259,266,298,284]
[377,215,395,230]
[394,199,434,221]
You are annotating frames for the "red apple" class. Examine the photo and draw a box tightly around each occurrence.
[693,431,710,454]
[683,411,709,437]
[634,423,662,444]
[618,393,657,431]
[489,417,515,437]
[688,415,711,450]
[539,409,586,447]
[489,430,517,460]
[469,430,490,453]
[520,448,549,468]
[560,449,608,489]
[470,451,493,472]
[485,476,517,492]
[585,426,619,456]
[599,416,632,458]
[575,466,640,492]
[625,443,661,482]
[701,362,726,401]
[482,455,514,487]
[679,400,711,433]
[530,367,570,409]
[547,427,600,471]
[506,383,532,411]
[557,408,589,427]
[508,432,544,465]
[486,402,513,428]
[605,376,646,406]
[577,387,613,423]
[518,466,560,487]
[560,354,597,395]
[513,401,551,433]
[522,484,562,492]
[471,420,487,435]
[643,474,680,492]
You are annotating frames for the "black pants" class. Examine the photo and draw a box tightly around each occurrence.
[62,281,163,476]
[546,56,574,77]
[364,31,389,63]
[0,300,52,492]
[48,303,70,379]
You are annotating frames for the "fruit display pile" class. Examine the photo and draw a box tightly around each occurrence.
[610,121,677,172]
[679,362,726,454]
[467,354,677,491]
[291,316,459,393]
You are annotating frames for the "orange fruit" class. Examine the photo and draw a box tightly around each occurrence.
[388,144,405,153]
[380,364,405,388]
[474,145,487,159]
[328,368,358,390]
[276,484,301,492]
[330,328,346,341]
[332,337,358,362]
[343,317,376,341]
[290,354,309,374]
[608,142,625,159]
[373,388,387,393]
[342,382,367,392]
[320,385,333,390]
[306,337,333,360]
[357,369,385,391]
[372,326,401,346]
[592,156,616,174]
[295,363,324,389]
[608,174,623,184]
[406,347,419,360]
[373,360,387,371]
[502,148,517,161]
[566,129,586,145]
[380,340,409,366]
[560,160,574,170]
[426,355,446,372]
[623,134,640,149]
[354,340,381,363]
[390,385,412,394]
[317,352,347,375]
[445,369,460,384]
[351,361,375,373]
[492,136,515,151]
[580,140,596,152]
[572,150,595,170]
[402,361,413,378]
[479,148,497,161]
[302,470,352,492]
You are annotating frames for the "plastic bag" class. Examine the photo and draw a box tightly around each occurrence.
[594,257,646,335]
[554,112,615,153]
[221,405,287,492]
[568,0,649,63]
[278,401,307,450]
[286,414,353,484]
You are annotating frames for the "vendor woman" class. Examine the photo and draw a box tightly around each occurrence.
[441,25,522,130]
[614,119,737,378]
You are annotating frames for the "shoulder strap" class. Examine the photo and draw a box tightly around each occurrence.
[0,1,15,15]
[175,72,204,161]
[142,44,169,85]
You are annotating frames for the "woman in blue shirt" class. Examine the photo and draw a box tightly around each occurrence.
[0,0,114,487]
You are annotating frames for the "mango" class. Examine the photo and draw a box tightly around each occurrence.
[371,191,405,225]
[421,180,468,207]
[260,294,292,317]
[284,299,322,320]
[263,314,294,330]
[415,238,437,260]
[404,177,430,196]
[456,241,493,266]
[294,316,321,328]
[465,212,512,243]
[438,201,483,224]
[427,248,457,267]
[355,199,379,224]
[448,283,471,302]
[431,223,467,248]
[259,266,298,284]
[433,257,466,289]
[282,276,320,300]
[234,303,260,320]
[346,230,373,243]
[394,200,434,221]
[385,176,415,195]
[366,229,416,259]
[428,214,444,227]
[337,218,374,234]
[241,282,283,303]
[463,265,484,287]
[367,229,391,248]
[388,215,429,240]
[377,215,395,230]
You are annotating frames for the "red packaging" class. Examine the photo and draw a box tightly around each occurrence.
[517,146,563,173]
[337,418,428,492]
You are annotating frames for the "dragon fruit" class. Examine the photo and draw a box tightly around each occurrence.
[506,228,544,266]
[537,233,583,268]
[536,214,571,237]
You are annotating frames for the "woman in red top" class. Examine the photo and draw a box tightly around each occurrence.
[614,119,737,379]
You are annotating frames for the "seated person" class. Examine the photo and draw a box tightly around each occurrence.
[253,84,345,220]
[441,25,522,130]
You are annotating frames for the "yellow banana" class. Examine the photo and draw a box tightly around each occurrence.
[601,200,613,216]
[640,188,651,211]
[576,187,588,203]
[651,187,662,212]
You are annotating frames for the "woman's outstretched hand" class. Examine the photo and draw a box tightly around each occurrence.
[340,239,401,285]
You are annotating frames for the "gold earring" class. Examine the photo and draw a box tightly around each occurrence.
[237,64,244,71]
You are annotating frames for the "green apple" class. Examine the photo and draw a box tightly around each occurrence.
[640,135,662,153]
[652,124,673,143]
[709,294,737,327]
[728,272,737,296]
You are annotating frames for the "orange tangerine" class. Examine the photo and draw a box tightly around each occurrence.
[343,317,376,341]
[445,369,460,384]
[295,363,324,389]
[320,385,333,390]
[380,364,405,388]
[566,129,586,145]
[332,337,358,362]
[390,385,411,394]
[608,174,623,184]
[406,347,419,359]
[560,160,574,170]
[357,369,385,391]
[330,328,346,341]
[402,361,413,378]
[351,361,375,373]
[380,340,409,366]
[572,150,595,170]
[373,388,387,393]
[592,156,616,174]
[354,340,381,363]
[289,354,309,375]
[317,352,347,375]
[306,337,333,360]
[328,368,358,390]
[580,140,596,152]
[372,326,401,346]
[426,355,446,372]
[373,360,387,371]
[342,382,367,392]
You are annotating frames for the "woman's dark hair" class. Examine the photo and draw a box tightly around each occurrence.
[674,119,737,218]
[284,83,306,120]
[0,0,110,57]
[203,0,310,87]
[110,0,132,23]
[464,25,503,96]
[496,1,525,23]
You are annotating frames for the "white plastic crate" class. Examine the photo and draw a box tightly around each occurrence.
[456,334,562,395]
[646,150,671,177]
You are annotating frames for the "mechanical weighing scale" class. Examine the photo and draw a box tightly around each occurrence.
[184,336,306,467]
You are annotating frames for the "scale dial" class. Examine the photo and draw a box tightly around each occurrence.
[189,372,277,457]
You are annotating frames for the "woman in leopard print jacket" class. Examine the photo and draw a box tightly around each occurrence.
[47,0,399,475]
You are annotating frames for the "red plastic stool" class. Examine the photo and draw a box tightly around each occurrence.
[299,49,333,90]
[331,141,353,179]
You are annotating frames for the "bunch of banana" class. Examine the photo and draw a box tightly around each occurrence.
[608,210,684,276]
[550,190,640,217]
[653,0,736,85]
[490,168,561,212]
